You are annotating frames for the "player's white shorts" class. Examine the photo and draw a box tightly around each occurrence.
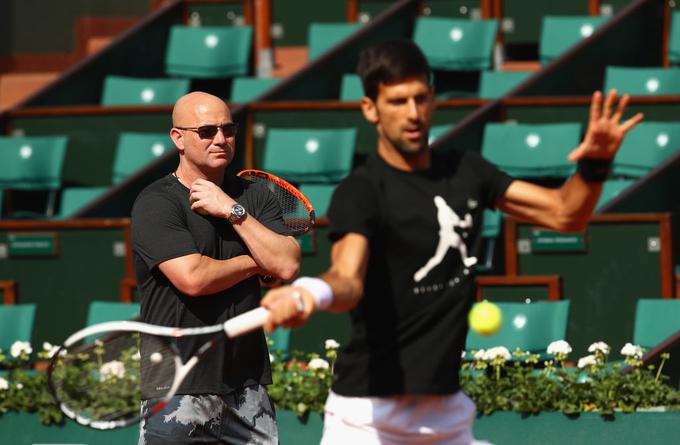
[321,390,493,445]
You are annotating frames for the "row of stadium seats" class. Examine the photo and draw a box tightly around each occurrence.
[2,116,672,218]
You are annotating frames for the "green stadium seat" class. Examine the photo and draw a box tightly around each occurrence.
[165,25,253,78]
[0,304,37,352]
[101,76,190,106]
[428,124,452,144]
[481,123,582,177]
[633,299,680,350]
[229,77,279,102]
[113,133,174,184]
[604,66,680,96]
[595,179,634,211]
[307,22,362,61]
[668,11,680,65]
[0,136,68,216]
[262,128,357,183]
[413,17,498,71]
[339,74,363,101]
[613,122,680,178]
[299,183,336,219]
[54,187,109,219]
[466,300,570,357]
[86,301,140,326]
[478,70,532,99]
[478,209,502,271]
[539,16,608,65]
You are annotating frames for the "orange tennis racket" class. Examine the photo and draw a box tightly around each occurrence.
[237,169,316,237]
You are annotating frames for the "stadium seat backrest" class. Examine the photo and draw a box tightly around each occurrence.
[86,301,141,326]
[165,25,253,78]
[56,187,109,219]
[339,74,363,101]
[0,304,37,351]
[413,17,498,71]
[539,16,608,65]
[478,71,533,99]
[308,22,362,61]
[613,122,680,177]
[466,300,570,353]
[604,66,680,96]
[481,123,582,177]
[230,77,279,102]
[0,136,67,190]
[263,128,357,183]
[267,328,291,356]
[101,76,190,106]
[633,299,680,350]
[113,133,174,184]
[482,209,502,239]
[668,11,680,65]
[595,179,634,210]
[299,183,337,219]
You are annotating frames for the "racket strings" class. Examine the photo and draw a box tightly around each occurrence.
[49,331,175,424]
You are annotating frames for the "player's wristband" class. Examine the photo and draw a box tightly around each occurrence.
[293,277,333,310]
[577,158,612,183]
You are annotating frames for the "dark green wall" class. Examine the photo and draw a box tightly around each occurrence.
[0,226,128,345]
[515,219,667,358]
[0,0,149,55]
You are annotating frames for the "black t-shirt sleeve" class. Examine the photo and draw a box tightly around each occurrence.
[327,174,381,241]
[463,151,514,209]
[131,191,198,270]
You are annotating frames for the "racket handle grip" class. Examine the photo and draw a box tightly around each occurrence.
[224,307,269,337]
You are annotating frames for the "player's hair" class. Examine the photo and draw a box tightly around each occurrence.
[356,39,431,101]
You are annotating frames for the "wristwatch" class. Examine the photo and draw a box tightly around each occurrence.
[228,203,247,224]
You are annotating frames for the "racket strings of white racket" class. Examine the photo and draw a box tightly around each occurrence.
[50,331,176,424]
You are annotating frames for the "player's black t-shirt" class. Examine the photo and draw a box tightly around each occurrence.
[328,151,513,397]
[131,174,289,399]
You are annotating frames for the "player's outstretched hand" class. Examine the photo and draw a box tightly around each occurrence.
[261,286,316,333]
[567,89,644,162]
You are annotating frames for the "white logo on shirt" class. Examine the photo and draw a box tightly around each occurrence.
[413,196,477,283]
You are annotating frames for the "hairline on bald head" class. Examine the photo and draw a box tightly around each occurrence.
[172,91,231,127]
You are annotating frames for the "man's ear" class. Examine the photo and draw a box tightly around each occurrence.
[360,96,379,124]
[169,128,184,153]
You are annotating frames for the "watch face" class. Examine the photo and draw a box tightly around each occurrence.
[229,204,246,221]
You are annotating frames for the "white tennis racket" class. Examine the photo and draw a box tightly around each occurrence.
[47,307,269,430]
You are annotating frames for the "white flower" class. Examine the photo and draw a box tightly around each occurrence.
[10,341,32,358]
[547,340,572,356]
[325,339,340,350]
[308,358,330,371]
[473,349,486,360]
[588,341,610,355]
[577,355,598,368]
[15,383,23,390]
[484,346,511,361]
[99,360,125,381]
[269,353,274,363]
[43,342,60,358]
[0,377,8,390]
[621,342,644,359]
[131,351,141,361]
[461,350,466,359]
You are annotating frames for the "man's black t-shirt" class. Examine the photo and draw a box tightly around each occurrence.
[131,174,289,399]
[328,151,513,397]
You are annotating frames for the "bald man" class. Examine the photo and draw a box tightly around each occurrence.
[131,92,301,444]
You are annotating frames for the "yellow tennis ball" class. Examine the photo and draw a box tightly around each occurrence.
[469,300,502,336]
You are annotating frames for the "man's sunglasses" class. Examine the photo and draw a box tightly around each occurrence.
[176,122,238,139]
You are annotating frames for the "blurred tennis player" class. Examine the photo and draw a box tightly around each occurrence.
[261,39,642,444]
